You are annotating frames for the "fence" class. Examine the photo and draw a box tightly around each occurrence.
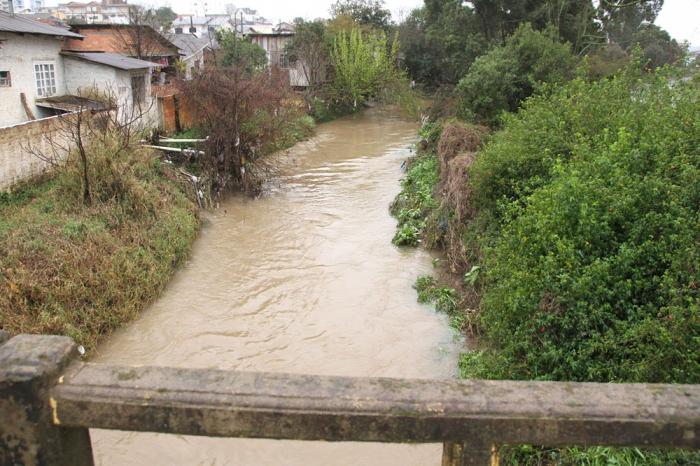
[1,332,698,466]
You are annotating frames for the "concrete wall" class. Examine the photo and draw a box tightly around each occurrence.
[0,32,67,128]
[0,114,70,190]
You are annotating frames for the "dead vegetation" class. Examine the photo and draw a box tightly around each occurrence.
[432,121,488,273]
[180,65,309,196]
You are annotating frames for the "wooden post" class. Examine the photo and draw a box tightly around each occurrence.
[442,441,498,466]
[0,334,94,466]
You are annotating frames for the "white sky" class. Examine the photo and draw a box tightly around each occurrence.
[44,0,700,47]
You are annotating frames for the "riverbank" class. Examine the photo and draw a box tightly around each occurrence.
[392,69,700,464]
[0,149,199,351]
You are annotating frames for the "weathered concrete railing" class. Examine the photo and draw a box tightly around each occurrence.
[1,333,698,466]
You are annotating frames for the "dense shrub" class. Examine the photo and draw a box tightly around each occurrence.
[463,66,700,384]
[456,24,576,126]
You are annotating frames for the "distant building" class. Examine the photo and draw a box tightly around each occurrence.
[167,33,218,79]
[1,0,43,13]
[45,0,131,24]
[171,14,232,38]
[247,23,308,88]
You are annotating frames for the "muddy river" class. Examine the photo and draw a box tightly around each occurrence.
[91,109,462,466]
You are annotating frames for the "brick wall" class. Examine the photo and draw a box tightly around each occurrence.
[0,114,72,191]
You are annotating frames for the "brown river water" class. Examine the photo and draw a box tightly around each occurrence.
[91,109,463,466]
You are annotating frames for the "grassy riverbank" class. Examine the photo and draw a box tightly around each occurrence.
[0,145,198,351]
[392,66,700,464]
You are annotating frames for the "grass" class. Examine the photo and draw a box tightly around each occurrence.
[0,144,199,351]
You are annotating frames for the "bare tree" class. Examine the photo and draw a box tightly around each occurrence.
[180,65,302,194]
[113,6,168,61]
[23,86,154,205]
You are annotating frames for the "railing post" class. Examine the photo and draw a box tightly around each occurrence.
[0,334,94,466]
[442,441,499,466]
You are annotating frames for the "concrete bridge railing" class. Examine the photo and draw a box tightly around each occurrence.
[1,333,698,466]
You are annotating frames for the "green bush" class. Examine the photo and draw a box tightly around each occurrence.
[390,146,439,246]
[456,24,576,126]
[465,65,700,384]
[457,60,700,466]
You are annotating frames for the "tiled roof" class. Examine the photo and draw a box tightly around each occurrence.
[0,10,82,37]
[166,33,213,55]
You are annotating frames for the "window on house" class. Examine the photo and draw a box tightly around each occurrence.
[279,53,290,68]
[175,27,183,34]
[131,75,145,106]
[0,71,10,87]
[34,63,56,97]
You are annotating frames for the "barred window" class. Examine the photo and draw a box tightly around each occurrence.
[34,63,56,97]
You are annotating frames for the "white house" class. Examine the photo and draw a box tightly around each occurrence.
[0,11,83,126]
[0,10,158,128]
[61,51,159,123]
[171,15,232,38]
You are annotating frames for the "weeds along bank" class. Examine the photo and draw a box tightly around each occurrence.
[0,137,198,351]
[392,66,700,463]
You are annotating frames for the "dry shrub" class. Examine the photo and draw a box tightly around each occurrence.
[433,122,488,273]
[436,122,488,177]
[442,153,477,272]
[181,66,303,195]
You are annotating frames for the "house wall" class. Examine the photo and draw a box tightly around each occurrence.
[250,34,292,67]
[182,48,204,80]
[0,32,68,128]
[62,57,158,127]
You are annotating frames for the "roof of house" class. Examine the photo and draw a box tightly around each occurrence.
[62,51,160,70]
[0,10,83,38]
[35,95,110,112]
[166,33,217,55]
[66,23,180,56]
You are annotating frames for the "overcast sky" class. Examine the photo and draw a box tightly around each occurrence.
[47,0,700,47]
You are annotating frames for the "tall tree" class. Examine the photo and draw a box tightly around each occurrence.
[597,0,664,46]
[330,0,392,32]
[217,30,268,73]
[286,20,331,91]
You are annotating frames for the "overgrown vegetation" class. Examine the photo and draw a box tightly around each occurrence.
[456,24,576,126]
[181,66,311,194]
[393,62,700,463]
[464,66,700,386]
[286,7,424,121]
[0,138,198,351]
